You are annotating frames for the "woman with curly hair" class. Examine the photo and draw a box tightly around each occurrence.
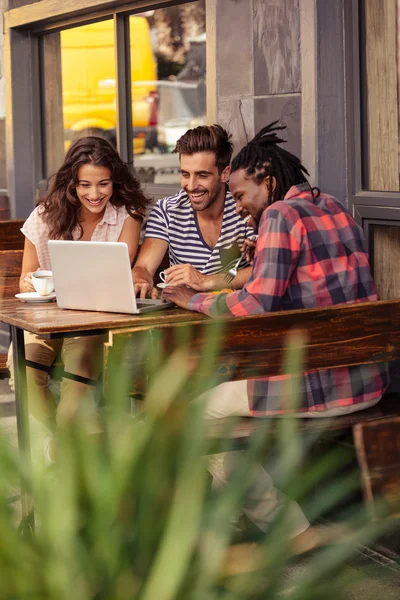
[9,136,150,449]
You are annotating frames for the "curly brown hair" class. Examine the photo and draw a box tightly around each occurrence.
[40,136,150,240]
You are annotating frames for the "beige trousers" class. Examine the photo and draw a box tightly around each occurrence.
[7,331,105,429]
[202,379,381,538]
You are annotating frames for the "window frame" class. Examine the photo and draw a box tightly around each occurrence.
[345,0,400,218]
[4,0,209,217]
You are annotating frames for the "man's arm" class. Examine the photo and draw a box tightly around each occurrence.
[132,237,169,298]
[162,264,252,292]
[162,236,256,291]
[164,205,300,316]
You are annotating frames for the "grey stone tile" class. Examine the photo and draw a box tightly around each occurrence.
[216,0,253,97]
[254,95,301,157]
[218,97,254,156]
[254,0,300,96]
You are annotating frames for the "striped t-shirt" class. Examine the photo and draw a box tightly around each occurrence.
[144,188,255,274]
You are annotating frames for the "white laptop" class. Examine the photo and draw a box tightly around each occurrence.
[48,240,174,315]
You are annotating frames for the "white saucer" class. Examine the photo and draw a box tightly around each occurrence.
[157,282,170,289]
[15,291,56,303]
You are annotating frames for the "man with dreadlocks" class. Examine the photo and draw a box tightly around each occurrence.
[163,122,389,543]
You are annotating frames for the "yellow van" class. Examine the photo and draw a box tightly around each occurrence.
[60,17,158,153]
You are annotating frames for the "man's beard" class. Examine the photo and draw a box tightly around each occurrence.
[252,212,262,232]
[186,182,223,212]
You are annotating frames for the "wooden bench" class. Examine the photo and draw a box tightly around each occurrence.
[0,249,23,374]
[0,219,25,250]
[0,217,25,373]
[103,300,400,517]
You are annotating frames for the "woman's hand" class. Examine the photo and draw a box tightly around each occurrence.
[20,272,35,293]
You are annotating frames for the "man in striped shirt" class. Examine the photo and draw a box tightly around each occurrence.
[132,125,255,298]
[163,122,389,541]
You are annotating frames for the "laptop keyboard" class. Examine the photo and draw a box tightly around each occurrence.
[136,301,159,309]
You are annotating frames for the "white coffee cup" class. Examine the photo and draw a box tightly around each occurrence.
[157,270,169,289]
[31,270,55,296]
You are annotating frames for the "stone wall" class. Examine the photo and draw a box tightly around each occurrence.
[0,119,6,190]
[213,0,301,158]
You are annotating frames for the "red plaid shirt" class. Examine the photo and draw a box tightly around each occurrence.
[188,184,389,415]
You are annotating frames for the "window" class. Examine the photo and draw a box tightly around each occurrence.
[348,0,400,300]
[361,0,400,191]
[39,1,206,187]
[132,4,206,184]
[60,20,117,153]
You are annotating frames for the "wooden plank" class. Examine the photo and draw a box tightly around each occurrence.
[300,0,317,185]
[0,247,22,375]
[354,416,400,516]
[106,299,400,385]
[0,194,11,221]
[0,297,208,336]
[364,0,399,190]
[0,220,25,250]
[0,250,23,297]
[0,354,8,374]
[5,0,178,29]
[373,225,400,300]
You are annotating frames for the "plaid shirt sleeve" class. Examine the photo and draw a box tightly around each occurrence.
[188,203,300,316]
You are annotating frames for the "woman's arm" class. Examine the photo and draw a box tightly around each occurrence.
[20,237,40,292]
[117,216,142,265]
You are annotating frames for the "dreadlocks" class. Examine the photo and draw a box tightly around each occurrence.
[231,121,311,206]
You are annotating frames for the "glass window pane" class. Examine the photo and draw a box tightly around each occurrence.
[40,19,117,179]
[132,1,206,185]
[362,0,400,191]
[60,19,117,152]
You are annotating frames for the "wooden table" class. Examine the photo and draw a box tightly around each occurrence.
[0,297,206,531]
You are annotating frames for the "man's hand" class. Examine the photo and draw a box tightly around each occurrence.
[241,238,257,265]
[164,264,212,291]
[162,285,197,310]
[132,267,158,299]
[134,279,159,299]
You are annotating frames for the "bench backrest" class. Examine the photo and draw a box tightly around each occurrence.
[0,248,23,374]
[0,220,25,251]
[0,249,23,297]
[104,299,400,395]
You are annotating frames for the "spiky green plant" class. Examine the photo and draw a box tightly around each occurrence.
[0,326,391,599]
